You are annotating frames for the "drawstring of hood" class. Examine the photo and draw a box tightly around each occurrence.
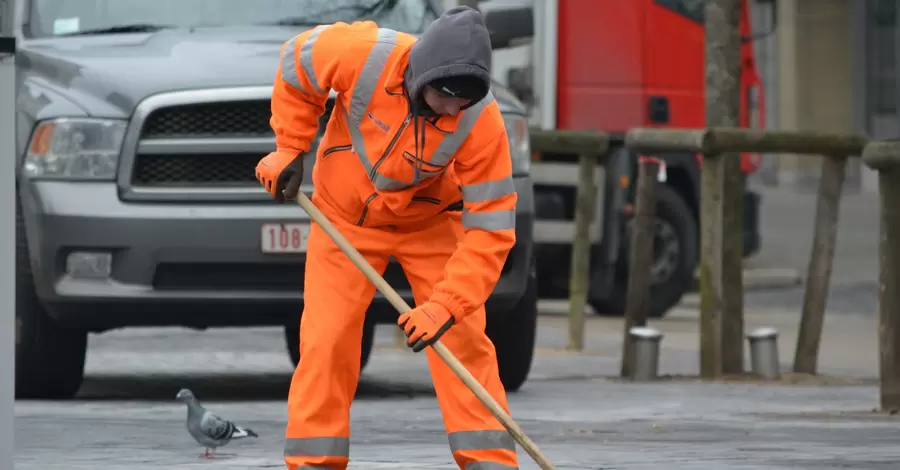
[402,5,492,175]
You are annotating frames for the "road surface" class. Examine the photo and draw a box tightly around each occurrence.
[15,307,896,469]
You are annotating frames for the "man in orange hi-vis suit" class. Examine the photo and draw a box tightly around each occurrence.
[255,5,519,470]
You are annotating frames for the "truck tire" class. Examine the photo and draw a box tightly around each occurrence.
[486,272,538,393]
[15,199,87,399]
[285,320,375,372]
[591,184,697,319]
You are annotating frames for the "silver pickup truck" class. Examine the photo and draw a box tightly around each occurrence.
[12,0,538,399]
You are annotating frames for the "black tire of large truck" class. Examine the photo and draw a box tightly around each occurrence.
[590,184,698,319]
[486,272,538,393]
[285,320,376,372]
[15,196,88,400]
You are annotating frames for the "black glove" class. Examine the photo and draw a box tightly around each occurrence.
[276,154,305,204]
[256,151,306,204]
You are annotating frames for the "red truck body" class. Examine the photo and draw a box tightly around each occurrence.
[554,0,763,173]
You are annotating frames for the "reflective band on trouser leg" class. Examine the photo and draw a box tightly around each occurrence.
[449,431,519,470]
[392,215,519,470]
[284,436,350,470]
[283,201,394,470]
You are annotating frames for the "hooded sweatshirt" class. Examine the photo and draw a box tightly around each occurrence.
[403,6,494,188]
[405,5,493,106]
[264,5,517,322]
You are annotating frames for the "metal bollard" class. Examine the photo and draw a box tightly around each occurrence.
[746,327,780,379]
[629,326,664,381]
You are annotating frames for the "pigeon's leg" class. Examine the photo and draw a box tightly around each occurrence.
[200,448,215,458]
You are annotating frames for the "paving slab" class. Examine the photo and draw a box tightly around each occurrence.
[16,376,898,469]
[14,298,890,469]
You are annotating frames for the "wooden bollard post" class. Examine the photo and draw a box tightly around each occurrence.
[528,129,609,352]
[792,154,848,374]
[863,141,900,411]
[567,150,599,351]
[620,157,661,378]
[625,126,869,378]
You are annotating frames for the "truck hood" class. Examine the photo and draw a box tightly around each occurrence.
[19,25,526,118]
[19,26,298,117]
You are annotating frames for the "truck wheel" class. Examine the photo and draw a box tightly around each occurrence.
[486,272,538,393]
[285,320,375,372]
[15,200,87,399]
[591,184,698,319]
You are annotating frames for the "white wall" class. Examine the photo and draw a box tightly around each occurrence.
[443,0,533,89]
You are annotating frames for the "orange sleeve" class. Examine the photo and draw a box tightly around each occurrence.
[270,22,374,155]
[429,102,518,321]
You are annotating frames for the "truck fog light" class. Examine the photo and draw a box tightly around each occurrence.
[66,252,112,279]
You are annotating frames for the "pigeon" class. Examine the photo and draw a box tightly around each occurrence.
[175,388,259,458]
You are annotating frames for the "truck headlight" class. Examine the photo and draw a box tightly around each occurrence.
[505,115,531,175]
[23,118,127,180]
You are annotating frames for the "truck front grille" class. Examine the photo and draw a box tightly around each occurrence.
[129,97,335,189]
[141,101,274,138]
[132,153,260,186]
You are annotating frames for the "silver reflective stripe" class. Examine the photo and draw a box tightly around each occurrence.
[346,28,399,178]
[466,464,518,470]
[297,467,333,469]
[448,430,516,452]
[300,25,329,95]
[281,26,329,96]
[342,27,492,191]
[462,176,515,204]
[280,36,304,92]
[283,437,350,457]
[462,209,516,231]
[427,92,494,170]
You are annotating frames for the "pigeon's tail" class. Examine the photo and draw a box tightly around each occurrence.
[231,425,258,439]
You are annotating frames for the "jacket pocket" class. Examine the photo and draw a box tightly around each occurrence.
[322,144,353,159]
[411,196,442,205]
[403,151,446,173]
[356,192,380,227]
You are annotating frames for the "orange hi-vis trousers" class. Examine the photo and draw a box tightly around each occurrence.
[283,194,519,470]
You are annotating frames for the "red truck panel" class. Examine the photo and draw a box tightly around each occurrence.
[555,0,763,173]
[556,0,646,132]
[644,2,706,128]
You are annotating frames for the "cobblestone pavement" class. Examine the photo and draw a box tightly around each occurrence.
[15,318,900,470]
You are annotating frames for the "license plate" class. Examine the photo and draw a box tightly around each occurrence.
[261,223,310,254]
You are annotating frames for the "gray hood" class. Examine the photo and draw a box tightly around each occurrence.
[404,5,492,102]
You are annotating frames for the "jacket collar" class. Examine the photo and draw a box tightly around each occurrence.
[384,44,412,96]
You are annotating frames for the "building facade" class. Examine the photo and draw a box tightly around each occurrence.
[750,0,895,193]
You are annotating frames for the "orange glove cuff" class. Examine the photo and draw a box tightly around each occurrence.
[397,302,455,352]
[255,150,299,196]
[428,289,469,323]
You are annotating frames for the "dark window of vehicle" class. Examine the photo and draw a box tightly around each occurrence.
[26,0,438,38]
[654,0,705,24]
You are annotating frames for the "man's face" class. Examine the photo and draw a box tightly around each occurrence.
[423,85,473,117]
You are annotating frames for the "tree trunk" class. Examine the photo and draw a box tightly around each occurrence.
[877,167,900,411]
[620,159,660,377]
[703,0,743,377]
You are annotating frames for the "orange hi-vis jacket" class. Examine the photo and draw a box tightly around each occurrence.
[269,19,517,321]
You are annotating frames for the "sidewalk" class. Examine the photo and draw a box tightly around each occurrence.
[18,304,897,469]
[373,302,880,382]
[16,376,896,469]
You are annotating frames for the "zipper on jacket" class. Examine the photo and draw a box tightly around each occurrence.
[411,196,441,205]
[357,192,379,226]
[370,113,412,180]
[322,144,353,158]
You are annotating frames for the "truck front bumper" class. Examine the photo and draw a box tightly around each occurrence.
[20,179,534,330]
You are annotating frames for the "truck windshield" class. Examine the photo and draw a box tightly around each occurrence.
[26,0,437,38]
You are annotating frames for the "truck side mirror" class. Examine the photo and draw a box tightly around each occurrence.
[480,1,534,50]
[742,0,777,43]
